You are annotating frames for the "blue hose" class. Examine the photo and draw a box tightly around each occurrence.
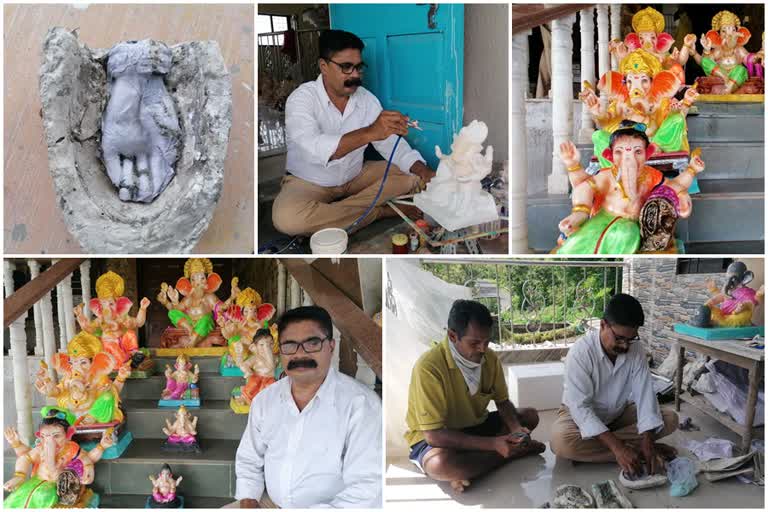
[345,135,402,233]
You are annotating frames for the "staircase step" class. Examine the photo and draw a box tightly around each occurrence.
[528,179,764,253]
[30,399,249,440]
[4,438,238,498]
[99,494,235,509]
[687,103,764,143]
[123,373,243,401]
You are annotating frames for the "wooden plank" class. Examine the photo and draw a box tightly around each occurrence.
[280,259,382,379]
[4,259,85,327]
[677,335,764,365]
[679,393,764,440]
[512,4,591,35]
[4,4,254,254]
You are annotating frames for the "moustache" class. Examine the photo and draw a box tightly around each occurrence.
[344,78,363,88]
[287,358,318,370]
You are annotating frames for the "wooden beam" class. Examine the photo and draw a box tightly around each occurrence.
[512,4,591,35]
[4,259,86,327]
[280,259,382,379]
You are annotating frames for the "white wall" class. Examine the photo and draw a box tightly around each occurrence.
[464,4,509,162]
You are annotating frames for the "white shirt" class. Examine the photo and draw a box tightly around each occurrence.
[235,368,382,508]
[562,329,663,439]
[285,74,425,187]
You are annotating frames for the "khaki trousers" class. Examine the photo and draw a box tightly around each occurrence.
[271,161,421,236]
[549,403,679,462]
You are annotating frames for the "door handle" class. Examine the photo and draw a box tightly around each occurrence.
[417,4,439,29]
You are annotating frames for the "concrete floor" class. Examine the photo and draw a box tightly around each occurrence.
[385,403,764,509]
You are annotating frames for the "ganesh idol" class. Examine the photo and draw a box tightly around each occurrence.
[581,49,699,169]
[556,121,705,254]
[692,261,765,328]
[74,270,152,373]
[156,258,238,348]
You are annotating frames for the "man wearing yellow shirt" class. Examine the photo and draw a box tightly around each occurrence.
[404,300,546,493]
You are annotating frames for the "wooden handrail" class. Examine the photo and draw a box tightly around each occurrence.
[512,4,592,35]
[4,259,86,327]
[280,259,382,379]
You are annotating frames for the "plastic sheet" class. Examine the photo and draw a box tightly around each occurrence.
[684,437,734,461]
[668,457,699,497]
[700,361,764,427]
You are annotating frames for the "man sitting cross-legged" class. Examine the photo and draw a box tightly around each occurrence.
[404,300,546,493]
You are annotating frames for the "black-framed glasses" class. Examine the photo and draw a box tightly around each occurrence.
[279,337,329,355]
[326,59,367,75]
[607,323,640,344]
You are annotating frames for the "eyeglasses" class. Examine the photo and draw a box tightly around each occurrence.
[607,323,640,344]
[326,59,367,75]
[279,337,329,355]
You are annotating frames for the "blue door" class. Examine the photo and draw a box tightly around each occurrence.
[330,4,464,169]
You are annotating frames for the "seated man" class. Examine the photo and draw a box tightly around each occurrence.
[405,300,545,493]
[273,29,434,236]
[235,306,382,508]
[550,294,678,476]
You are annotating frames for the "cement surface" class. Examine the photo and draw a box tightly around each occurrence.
[385,403,764,508]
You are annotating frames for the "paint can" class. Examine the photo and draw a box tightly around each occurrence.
[392,234,409,254]
[310,228,348,254]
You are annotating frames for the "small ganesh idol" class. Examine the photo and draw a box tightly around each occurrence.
[230,328,280,414]
[146,464,184,508]
[159,354,200,407]
[218,282,276,376]
[161,406,201,454]
[4,408,112,508]
[692,261,765,328]
[75,270,153,377]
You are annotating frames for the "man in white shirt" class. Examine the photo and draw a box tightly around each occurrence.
[235,305,382,508]
[550,294,678,477]
[273,29,435,236]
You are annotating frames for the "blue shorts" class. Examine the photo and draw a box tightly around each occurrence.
[408,411,505,470]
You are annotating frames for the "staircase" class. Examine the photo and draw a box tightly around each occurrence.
[527,101,765,253]
[4,354,241,507]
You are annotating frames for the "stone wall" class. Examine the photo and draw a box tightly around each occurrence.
[624,258,765,364]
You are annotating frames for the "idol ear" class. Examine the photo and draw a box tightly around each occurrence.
[742,271,755,286]
[646,143,659,160]
[206,273,223,293]
[89,298,102,314]
[601,148,614,163]
[66,426,76,439]
[115,297,133,316]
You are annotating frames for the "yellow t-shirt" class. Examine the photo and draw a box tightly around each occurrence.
[404,338,509,446]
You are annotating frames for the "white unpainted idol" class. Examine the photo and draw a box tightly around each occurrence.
[39,28,232,253]
[412,120,499,231]
[102,40,180,203]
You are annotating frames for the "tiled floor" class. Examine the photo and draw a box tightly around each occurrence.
[385,403,764,509]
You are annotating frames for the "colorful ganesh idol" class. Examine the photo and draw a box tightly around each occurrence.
[691,10,762,95]
[230,327,280,413]
[610,7,694,85]
[217,282,276,376]
[161,406,201,454]
[75,270,153,377]
[156,258,237,348]
[34,331,134,458]
[691,261,765,329]
[159,354,200,407]
[556,122,704,254]
[582,49,699,169]
[146,464,184,509]
[4,408,113,508]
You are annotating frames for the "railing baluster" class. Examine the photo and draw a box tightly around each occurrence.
[61,272,76,341]
[511,30,531,252]
[29,260,58,382]
[277,261,287,317]
[548,14,576,195]
[53,259,68,352]
[4,261,33,443]
[578,8,596,143]
[80,260,92,317]
[289,274,301,309]
[26,260,45,356]
[610,5,622,71]
[596,5,610,109]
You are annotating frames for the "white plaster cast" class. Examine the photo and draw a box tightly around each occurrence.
[413,120,498,231]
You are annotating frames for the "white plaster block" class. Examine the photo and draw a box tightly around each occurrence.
[506,362,565,411]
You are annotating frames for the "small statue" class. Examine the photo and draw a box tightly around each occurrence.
[34,332,130,428]
[556,123,704,254]
[160,354,200,406]
[75,270,152,372]
[217,282,276,375]
[157,258,234,348]
[690,11,759,94]
[3,408,112,508]
[610,7,694,86]
[161,406,201,453]
[147,464,184,508]
[638,184,682,252]
[231,329,278,412]
[581,49,698,168]
[691,262,765,328]
[102,39,181,203]
[412,120,499,231]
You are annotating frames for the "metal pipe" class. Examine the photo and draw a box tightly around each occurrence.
[419,258,626,268]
